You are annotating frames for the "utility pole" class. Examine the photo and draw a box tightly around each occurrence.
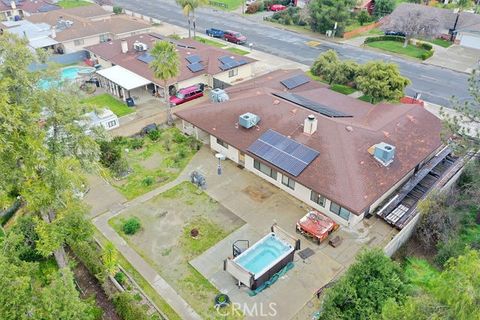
[450,12,459,42]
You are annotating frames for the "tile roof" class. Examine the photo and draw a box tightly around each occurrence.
[26,10,150,42]
[86,33,256,86]
[175,70,443,215]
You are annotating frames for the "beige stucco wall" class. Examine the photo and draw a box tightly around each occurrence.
[213,63,254,85]
[210,135,240,164]
[177,74,209,89]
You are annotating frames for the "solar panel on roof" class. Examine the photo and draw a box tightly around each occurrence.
[281,74,311,90]
[247,129,319,177]
[272,92,352,118]
[187,62,205,73]
[186,54,201,64]
[137,52,154,64]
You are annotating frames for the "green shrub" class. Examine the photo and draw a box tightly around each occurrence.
[112,292,148,320]
[246,1,262,14]
[172,131,187,144]
[70,241,106,281]
[364,35,405,43]
[357,10,372,26]
[418,42,433,51]
[114,271,127,285]
[110,158,130,178]
[142,176,154,186]
[421,50,434,60]
[129,138,144,150]
[99,140,122,168]
[435,238,466,267]
[113,6,123,14]
[147,129,160,141]
[122,217,141,235]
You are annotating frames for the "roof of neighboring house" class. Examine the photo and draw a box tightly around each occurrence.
[175,69,443,215]
[59,4,111,19]
[86,33,256,86]
[0,0,59,13]
[26,10,150,42]
[0,19,58,48]
[389,3,480,33]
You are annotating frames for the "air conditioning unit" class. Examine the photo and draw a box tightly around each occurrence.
[238,112,260,129]
[374,142,396,166]
[210,88,229,103]
[133,41,148,51]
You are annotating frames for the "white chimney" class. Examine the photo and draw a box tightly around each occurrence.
[10,1,16,9]
[304,115,318,135]
[121,39,128,54]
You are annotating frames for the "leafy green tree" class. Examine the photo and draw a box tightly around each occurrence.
[382,250,480,320]
[373,0,396,18]
[176,0,208,38]
[355,61,410,103]
[309,0,356,35]
[319,249,408,320]
[311,50,360,85]
[150,40,180,124]
[357,10,371,26]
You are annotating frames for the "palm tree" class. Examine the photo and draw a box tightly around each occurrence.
[149,40,180,124]
[175,0,208,38]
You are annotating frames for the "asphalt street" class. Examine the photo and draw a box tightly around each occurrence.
[115,0,473,107]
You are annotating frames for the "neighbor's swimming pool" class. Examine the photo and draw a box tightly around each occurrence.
[39,66,96,89]
[234,233,293,279]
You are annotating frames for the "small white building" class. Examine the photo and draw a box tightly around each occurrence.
[85,108,119,132]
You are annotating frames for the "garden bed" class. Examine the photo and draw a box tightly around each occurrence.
[109,182,245,319]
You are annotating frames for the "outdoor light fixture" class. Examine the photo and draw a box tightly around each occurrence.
[215,153,226,175]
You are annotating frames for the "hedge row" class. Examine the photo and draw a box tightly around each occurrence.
[364,35,406,43]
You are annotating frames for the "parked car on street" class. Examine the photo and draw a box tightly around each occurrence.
[206,28,224,38]
[268,4,287,11]
[384,30,406,37]
[170,84,205,106]
[223,30,247,44]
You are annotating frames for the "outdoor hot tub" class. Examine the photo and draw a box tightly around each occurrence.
[225,228,299,290]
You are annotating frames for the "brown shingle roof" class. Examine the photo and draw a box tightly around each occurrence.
[175,70,443,215]
[86,33,256,86]
[60,4,111,19]
[27,11,150,42]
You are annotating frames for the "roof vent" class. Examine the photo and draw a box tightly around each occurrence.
[239,112,260,129]
[304,114,317,135]
[373,142,396,166]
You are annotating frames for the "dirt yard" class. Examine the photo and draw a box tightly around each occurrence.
[109,182,245,319]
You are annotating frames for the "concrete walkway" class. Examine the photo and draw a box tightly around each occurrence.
[92,172,202,320]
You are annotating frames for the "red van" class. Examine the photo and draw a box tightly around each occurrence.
[170,84,204,106]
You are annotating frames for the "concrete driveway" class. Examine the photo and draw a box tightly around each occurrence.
[188,148,396,319]
[426,45,480,74]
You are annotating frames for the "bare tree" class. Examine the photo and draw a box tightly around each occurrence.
[382,7,441,47]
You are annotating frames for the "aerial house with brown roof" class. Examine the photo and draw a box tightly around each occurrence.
[175,69,455,228]
[85,33,255,101]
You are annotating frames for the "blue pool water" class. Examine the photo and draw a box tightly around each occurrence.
[235,233,292,277]
[39,66,96,89]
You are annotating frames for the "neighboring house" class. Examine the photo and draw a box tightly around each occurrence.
[390,3,480,49]
[85,33,256,101]
[175,69,452,228]
[0,19,58,51]
[356,0,374,15]
[0,0,59,21]
[26,5,151,53]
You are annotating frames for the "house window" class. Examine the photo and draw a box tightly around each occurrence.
[282,175,295,190]
[329,202,351,220]
[216,137,228,148]
[310,191,325,207]
[254,159,277,180]
[74,39,85,46]
[228,68,238,77]
[99,34,109,42]
[106,120,117,128]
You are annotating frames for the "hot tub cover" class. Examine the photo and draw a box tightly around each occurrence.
[296,211,338,242]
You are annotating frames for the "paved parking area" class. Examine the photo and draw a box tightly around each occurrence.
[188,148,397,319]
[426,45,480,74]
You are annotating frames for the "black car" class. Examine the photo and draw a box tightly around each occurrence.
[140,123,157,135]
[385,31,406,37]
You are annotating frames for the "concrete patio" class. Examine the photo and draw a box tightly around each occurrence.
[187,148,397,319]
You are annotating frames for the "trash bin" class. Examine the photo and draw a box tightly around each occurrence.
[126,97,135,107]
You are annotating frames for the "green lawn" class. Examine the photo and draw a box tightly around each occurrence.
[226,47,249,56]
[208,0,243,10]
[305,70,328,84]
[429,38,453,48]
[56,0,92,8]
[94,231,181,320]
[81,94,134,117]
[358,94,379,103]
[366,40,428,59]
[404,257,440,290]
[113,128,198,200]
[331,84,356,95]
[194,36,225,48]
